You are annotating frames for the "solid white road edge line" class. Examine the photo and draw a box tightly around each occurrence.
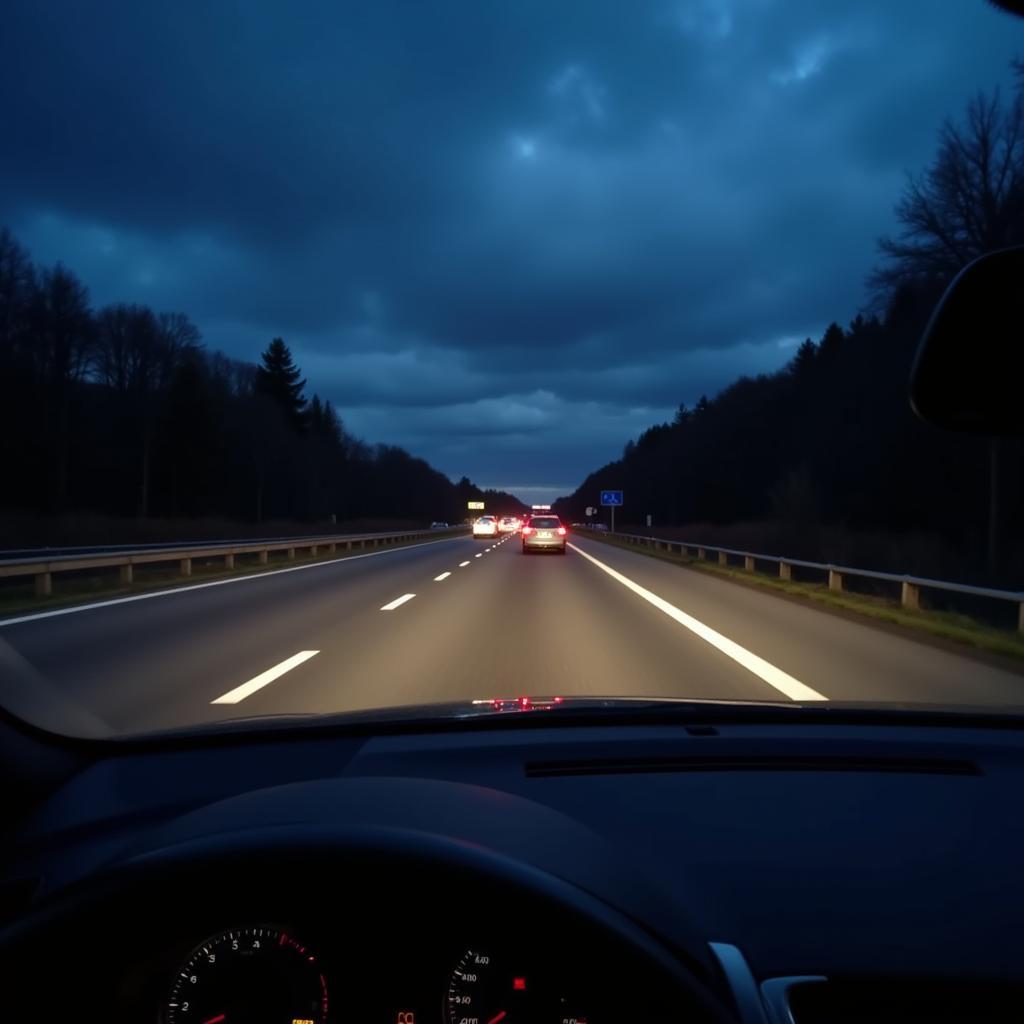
[0,536,467,628]
[380,593,416,611]
[211,650,319,705]
[434,572,451,581]
[568,543,827,702]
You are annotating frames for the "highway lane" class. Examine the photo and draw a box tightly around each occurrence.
[566,535,1024,707]
[1,530,1022,736]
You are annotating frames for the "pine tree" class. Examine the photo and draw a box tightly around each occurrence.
[255,337,307,431]
[789,338,817,377]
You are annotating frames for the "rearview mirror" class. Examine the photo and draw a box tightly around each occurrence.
[910,245,1024,437]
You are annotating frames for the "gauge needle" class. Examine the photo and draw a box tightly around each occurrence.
[201,1015,226,1024]
[486,1013,507,1024]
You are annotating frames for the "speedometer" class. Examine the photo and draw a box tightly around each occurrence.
[164,925,328,1024]
[445,947,589,1024]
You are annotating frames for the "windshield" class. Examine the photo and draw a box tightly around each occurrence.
[1,1,1023,739]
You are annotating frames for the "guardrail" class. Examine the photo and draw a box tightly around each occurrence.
[0,527,468,599]
[580,527,1024,632]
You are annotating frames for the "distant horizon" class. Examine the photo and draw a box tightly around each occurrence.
[479,485,573,507]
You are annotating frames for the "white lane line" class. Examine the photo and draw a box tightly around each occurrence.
[475,553,483,558]
[380,592,416,611]
[0,537,459,628]
[459,560,471,567]
[211,650,319,705]
[568,543,827,702]
[434,572,451,581]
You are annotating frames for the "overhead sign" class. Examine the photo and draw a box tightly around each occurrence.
[467,501,485,510]
[531,504,551,510]
[600,490,623,506]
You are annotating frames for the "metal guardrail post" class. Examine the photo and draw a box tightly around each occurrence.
[579,529,1024,633]
[0,528,467,604]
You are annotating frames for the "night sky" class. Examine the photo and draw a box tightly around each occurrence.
[3,1,1021,503]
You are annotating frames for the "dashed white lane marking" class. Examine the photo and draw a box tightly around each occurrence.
[434,572,451,581]
[568,543,827,702]
[475,553,483,558]
[211,650,319,704]
[0,536,461,628]
[380,593,416,611]
[459,561,471,567]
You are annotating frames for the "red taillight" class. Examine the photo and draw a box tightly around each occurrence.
[557,526,567,535]
[522,526,533,535]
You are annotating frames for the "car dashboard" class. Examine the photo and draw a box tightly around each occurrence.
[2,712,1024,1022]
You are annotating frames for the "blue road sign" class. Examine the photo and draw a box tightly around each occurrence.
[600,490,623,506]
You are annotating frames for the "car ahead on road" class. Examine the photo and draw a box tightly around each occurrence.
[522,514,567,554]
[472,515,498,539]
[498,516,519,534]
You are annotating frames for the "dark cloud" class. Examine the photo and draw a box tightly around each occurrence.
[2,0,1021,500]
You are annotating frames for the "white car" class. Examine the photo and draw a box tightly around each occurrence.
[498,516,519,534]
[472,515,498,539]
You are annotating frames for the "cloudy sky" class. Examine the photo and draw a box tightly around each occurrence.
[2,1,1021,503]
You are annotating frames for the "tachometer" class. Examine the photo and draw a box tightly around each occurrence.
[445,947,588,1024]
[164,925,328,1024]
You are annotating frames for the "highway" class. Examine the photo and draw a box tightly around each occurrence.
[1,532,1023,735]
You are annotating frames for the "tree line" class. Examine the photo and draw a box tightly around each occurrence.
[0,231,522,532]
[556,69,1024,583]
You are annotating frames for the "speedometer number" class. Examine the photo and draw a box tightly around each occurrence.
[445,947,589,1024]
[163,925,328,1024]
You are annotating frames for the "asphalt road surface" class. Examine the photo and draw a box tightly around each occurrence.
[1,532,1022,735]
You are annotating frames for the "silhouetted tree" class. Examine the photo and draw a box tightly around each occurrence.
[256,337,307,432]
[871,85,1024,297]
[870,71,1024,578]
[789,338,817,378]
[30,264,94,510]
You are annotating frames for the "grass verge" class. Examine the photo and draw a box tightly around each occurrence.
[0,533,459,619]
[582,532,1024,664]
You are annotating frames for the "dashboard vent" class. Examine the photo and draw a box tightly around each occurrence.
[524,754,980,779]
[783,978,1024,1023]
